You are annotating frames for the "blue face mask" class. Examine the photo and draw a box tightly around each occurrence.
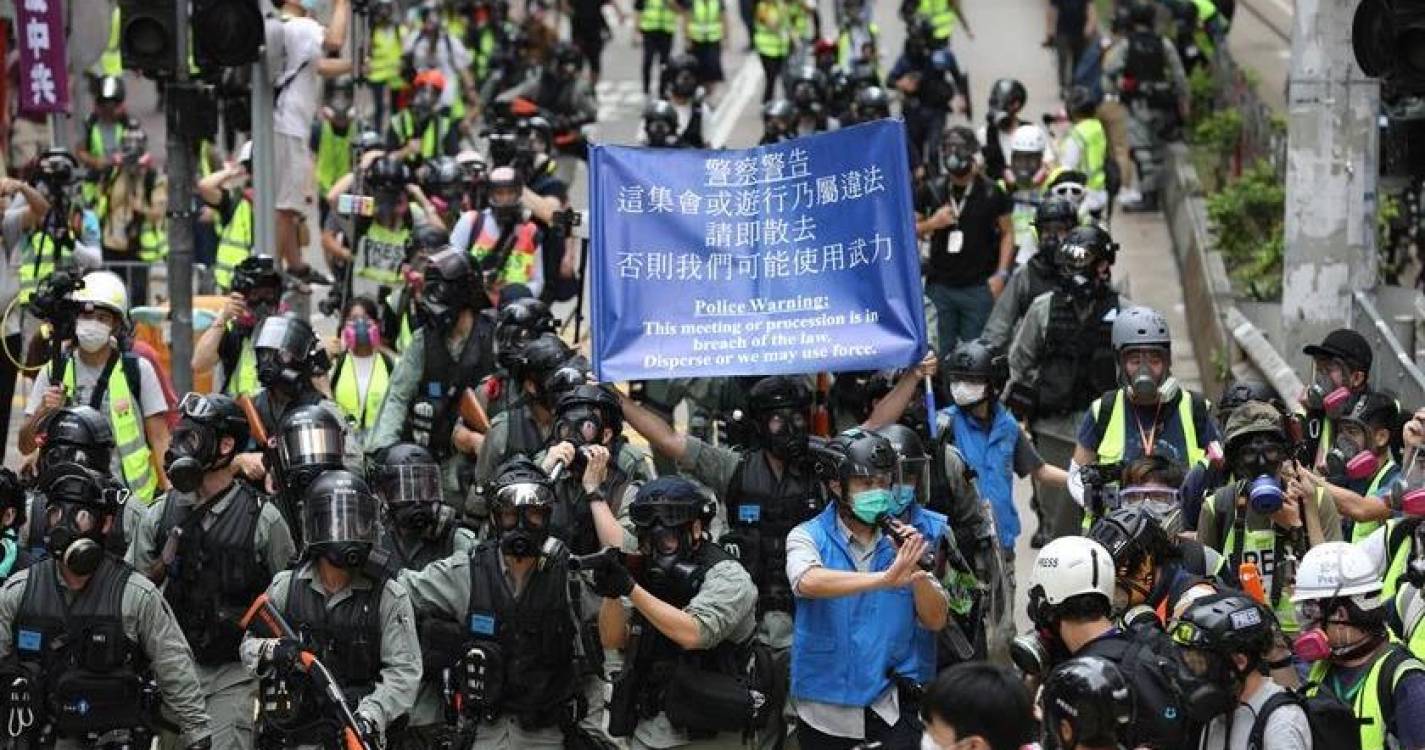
[850,488,894,525]
[889,484,915,516]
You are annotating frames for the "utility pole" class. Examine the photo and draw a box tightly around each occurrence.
[166,0,196,393]
[1280,0,1380,360]
[251,54,277,263]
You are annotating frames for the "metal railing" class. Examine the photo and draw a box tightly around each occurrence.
[1210,45,1285,177]
[1351,290,1425,409]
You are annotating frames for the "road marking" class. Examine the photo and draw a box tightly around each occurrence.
[709,54,764,149]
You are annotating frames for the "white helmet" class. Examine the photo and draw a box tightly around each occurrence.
[1030,536,1115,607]
[1292,541,1382,602]
[73,271,129,323]
[1009,124,1048,154]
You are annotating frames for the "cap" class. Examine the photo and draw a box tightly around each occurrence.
[1303,329,1372,373]
[1223,401,1284,445]
[413,69,448,91]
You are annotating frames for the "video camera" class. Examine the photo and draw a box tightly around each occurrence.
[33,149,79,197]
[1080,461,1124,519]
[28,267,85,331]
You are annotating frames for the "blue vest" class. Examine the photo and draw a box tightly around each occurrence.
[944,404,1021,550]
[791,504,915,707]
[897,505,948,684]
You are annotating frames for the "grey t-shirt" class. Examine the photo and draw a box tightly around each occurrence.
[25,352,169,480]
[1200,680,1311,750]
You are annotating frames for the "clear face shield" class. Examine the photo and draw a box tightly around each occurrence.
[891,455,929,515]
[276,419,344,477]
[375,463,443,509]
[302,487,379,547]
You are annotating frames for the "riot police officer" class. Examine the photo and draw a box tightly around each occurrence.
[369,247,497,499]
[760,99,797,145]
[473,333,576,488]
[486,297,559,417]
[270,404,353,548]
[372,442,476,572]
[22,405,116,557]
[641,100,686,149]
[242,469,421,750]
[983,219,1111,351]
[1103,1,1188,212]
[0,462,213,749]
[129,392,296,750]
[398,456,603,749]
[1007,221,1129,541]
[582,476,767,749]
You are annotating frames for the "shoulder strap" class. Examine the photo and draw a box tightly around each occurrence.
[331,352,347,386]
[1093,392,1116,438]
[1388,518,1419,564]
[1246,690,1302,750]
[88,351,123,412]
[1376,646,1417,736]
[120,353,145,415]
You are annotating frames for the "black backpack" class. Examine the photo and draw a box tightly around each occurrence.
[1082,629,1198,750]
[1246,647,1419,750]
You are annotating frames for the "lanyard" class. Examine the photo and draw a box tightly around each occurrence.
[946,183,971,225]
[1132,401,1165,458]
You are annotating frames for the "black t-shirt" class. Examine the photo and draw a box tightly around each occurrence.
[915,175,1011,287]
[570,0,610,37]
[1052,0,1090,39]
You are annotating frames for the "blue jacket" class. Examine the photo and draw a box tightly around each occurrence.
[791,504,916,706]
[944,403,1021,550]
[897,505,948,683]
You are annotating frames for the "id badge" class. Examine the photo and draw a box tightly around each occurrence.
[946,229,964,255]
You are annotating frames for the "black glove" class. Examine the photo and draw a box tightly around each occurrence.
[260,638,305,673]
[586,549,635,598]
[353,713,382,750]
[184,737,213,750]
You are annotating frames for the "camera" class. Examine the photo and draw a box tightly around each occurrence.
[1080,462,1123,518]
[34,150,78,196]
[28,267,85,330]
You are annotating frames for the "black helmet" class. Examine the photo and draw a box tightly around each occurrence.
[628,476,715,529]
[495,298,558,370]
[488,455,555,557]
[1170,591,1276,660]
[552,41,584,75]
[643,99,679,145]
[1040,656,1134,750]
[945,338,1007,389]
[878,423,929,506]
[422,156,463,195]
[940,125,980,176]
[1035,195,1079,231]
[1066,85,1100,118]
[853,86,892,121]
[1056,224,1113,296]
[40,406,114,475]
[987,78,1027,123]
[1217,378,1283,420]
[97,75,126,103]
[302,469,380,566]
[825,428,898,493]
[368,155,410,190]
[176,392,251,447]
[275,405,346,490]
[664,53,701,97]
[410,224,450,255]
[421,247,484,324]
[1088,505,1174,575]
[747,376,811,414]
[789,65,827,108]
[354,129,385,155]
[762,99,796,136]
[39,461,121,516]
[1128,0,1157,26]
[370,442,441,503]
[518,116,554,152]
[231,255,282,296]
[511,333,574,388]
[554,383,624,444]
[254,314,322,389]
[1062,224,1118,264]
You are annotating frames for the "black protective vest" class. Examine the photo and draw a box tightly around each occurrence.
[1125,31,1168,85]
[282,568,386,703]
[1038,291,1120,414]
[253,387,326,443]
[463,541,579,726]
[504,404,547,459]
[551,446,633,556]
[156,484,272,665]
[406,314,495,460]
[723,450,826,616]
[13,556,148,738]
[377,520,459,572]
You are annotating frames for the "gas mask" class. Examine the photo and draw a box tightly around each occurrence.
[491,199,521,227]
[640,522,703,605]
[1247,474,1284,515]
[164,421,231,494]
[319,542,371,569]
[552,407,607,475]
[646,120,674,146]
[1125,355,1167,404]
[759,408,809,461]
[390,501,436,531]
[1326,429,1380,482]
[342,318,382,352]
[1119,486,1183,536]
[1305,367,1352,418]
[672,73,698,99]
[950,380,987,407]
[940,147,976,178]
[1231,435,1287,483]
[1293,598,1384,663]
[410,88,439,124]
[419,277,463,330]
[257,349,306,394]
[1010,152,1043,186]
[46,503,108,576]
[235,292,278,330]
[1388,447,1425,516]
[493,482,552,558]
[1011,586,1073,675]
[1173,646,1242,722]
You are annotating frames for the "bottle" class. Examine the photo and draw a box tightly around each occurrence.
[1239,561,1267,604]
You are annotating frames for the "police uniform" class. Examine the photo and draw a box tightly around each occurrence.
[240,562,422,744]
[0,555,213,748]
[398,540,599,749]
[251,388,365,473]
[128,482,297,750]
[980,251,1059,351]
[368,322,497,500]
[1100,32,1187,199]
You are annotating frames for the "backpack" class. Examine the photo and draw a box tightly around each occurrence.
[1246,648,1417,750]
[1082,629,1197,750]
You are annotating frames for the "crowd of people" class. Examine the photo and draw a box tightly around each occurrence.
[6,0,1418,750]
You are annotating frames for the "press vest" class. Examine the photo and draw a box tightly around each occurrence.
[688,0,724,42]
[944,403,1020,550]
[917,0,958,40]
[753,0,791,57]
[1344,458,1396,543]
[1038,291,1120,414]
[391,110,455,163]
[155,484,271,665]
[357,220,412,286]
[223,328,260,397]
[1306,645,1425,750]
[467,211,540,288]
[725,450,827,616]
[791,503,914,706]
[1068,118,1108,190]
[1215,489,1299,632]
[14,556,148,738]
[214,196,254,292]
[57,354,157,506]
[1093,389,1207,466]
[640,0,678,33]
[369,25,407,87]
[333,352,392,432]
[314,121,353,196]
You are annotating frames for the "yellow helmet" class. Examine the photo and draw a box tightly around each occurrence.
[72,271,129,322]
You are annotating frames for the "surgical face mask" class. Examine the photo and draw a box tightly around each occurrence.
[950,381,987,407]
[889,484,916,516]
[299,0,322,11]
[75,319,112,353]
[849,487,894,525]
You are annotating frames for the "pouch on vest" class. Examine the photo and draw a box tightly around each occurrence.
[417,617,467,677]
[664,641,780,735]
[459,641,506,720]
[48,668,145,736]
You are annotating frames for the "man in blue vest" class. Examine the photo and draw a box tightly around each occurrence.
[786,429,949,749]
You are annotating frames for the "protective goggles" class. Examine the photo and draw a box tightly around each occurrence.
[1048,182,1086,203]
[630,498,703,529]
[1118,486,1180,506]
[553,406,605,445]
[178,392,219,421]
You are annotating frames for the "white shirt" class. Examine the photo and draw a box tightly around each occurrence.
[272,16,326,138]
[403,31,473,109]
[351,352,375,414]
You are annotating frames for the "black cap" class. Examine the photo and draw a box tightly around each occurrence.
[1303,328,1373,372]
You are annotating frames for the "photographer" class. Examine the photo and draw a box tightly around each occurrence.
[323,155,431,304]
[387,70,462,167]
[17,149,103,307]
[192,255,285,397]
[97,127,167,304]
[450,166,548,303]
[0,174,51,452]
[198,141,256,293]
[19,271,171,508]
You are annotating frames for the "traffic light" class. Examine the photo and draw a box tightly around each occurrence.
[1353,0,1425,105]
[192,0,266,69]
[118,0,177,75]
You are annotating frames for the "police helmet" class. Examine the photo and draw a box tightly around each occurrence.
[1041,657,1134,750]
[854,86,892,121]
[987,78,1028,119]
[511,333,574,387]
[254,314,322,383]
[302,469,380,556]
[495,298,558,370]
[747,375,811,414]
[628,476,715,529]
[40,406,114,475]
[275,404,346,488]
[1088,505,1174,574]
[554,383,624,444]
[422,246,485,314]
[945,338,1008,389]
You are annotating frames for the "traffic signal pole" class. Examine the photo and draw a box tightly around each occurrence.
[166,0,196,393]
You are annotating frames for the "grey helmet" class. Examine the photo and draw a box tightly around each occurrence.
[1111,306,1171,354]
